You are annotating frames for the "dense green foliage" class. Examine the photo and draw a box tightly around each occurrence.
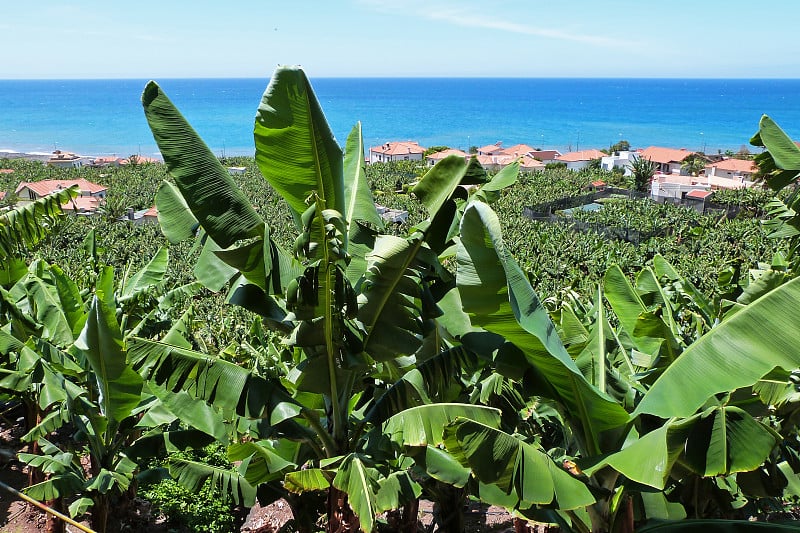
[2,69,798,533]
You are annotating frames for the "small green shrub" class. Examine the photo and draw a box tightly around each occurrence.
[139,445,237,533]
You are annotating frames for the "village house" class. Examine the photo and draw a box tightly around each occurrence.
[638,147,696,175]
[47,150,84,169]
[425,148,470,167]
[477,143,505,156]
[120,206,159,225]
[528,150,562,164]
[369,141,425,164]
[15,178,108,215]
[556,149,605,171]
[600,150,637,176]
[704,158,757,181]
[88,156,125,168]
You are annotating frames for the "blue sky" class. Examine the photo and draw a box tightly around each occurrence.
[2,0,796,79]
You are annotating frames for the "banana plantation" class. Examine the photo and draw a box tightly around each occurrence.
[3,66,800,532]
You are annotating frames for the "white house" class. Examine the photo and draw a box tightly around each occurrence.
[639,147,696,175]
[601,151,637,176]
[556,149,605,171]
[369,141,425,164]
[47,150,83,169]
[704,158,757,181]
[425,148,469,167]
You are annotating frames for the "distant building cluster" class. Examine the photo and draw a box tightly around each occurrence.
[369,140,761,196]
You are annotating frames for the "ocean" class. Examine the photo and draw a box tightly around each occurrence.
[1,78,798,159]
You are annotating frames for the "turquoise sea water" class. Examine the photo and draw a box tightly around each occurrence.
[1,78,799,158]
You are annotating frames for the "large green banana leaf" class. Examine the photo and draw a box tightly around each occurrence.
[254,66,344,222]
[127,337,301,425]
[751,115,800,190]
[0,186,77,262]
[153,181,199,243]
[332,454,379,533]
[635,275,800,419]
[119,246,168,302]
[443,418,595,510]
[343,122,383,233]
[585,405,778,489]
[142,81,264,248]
[74,267,143,434]
[382,403,502,447]
[457,202,628,451]
[412,155,468,219]
[343,122,383,282]
[358,235,444,361]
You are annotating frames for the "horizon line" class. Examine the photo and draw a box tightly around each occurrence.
[1,75,800,82]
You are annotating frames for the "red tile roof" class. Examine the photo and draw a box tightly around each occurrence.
[501,144,537,157]
[0,169,13,174]
[706,158,756,174]
[62,196,101,212]
[15,179,107,197]
[529,150,561,161]
[639,146,695,164]
[370,141,425,156]
[686,189,713,200]
[557,149,605,162]
[426,148,469,161]
[518,155,545,169]
[477,142,504,154]
[144,206,158,217]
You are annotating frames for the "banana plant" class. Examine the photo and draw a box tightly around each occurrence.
[138,66,524,532]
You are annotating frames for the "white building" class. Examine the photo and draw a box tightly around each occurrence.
[369,141,426,164]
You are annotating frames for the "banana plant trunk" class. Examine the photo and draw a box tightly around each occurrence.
[327,486,360,532]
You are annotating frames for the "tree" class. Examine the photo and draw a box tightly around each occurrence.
[609,140,631,153]
[627,154,656,193]
[680,154,706,176]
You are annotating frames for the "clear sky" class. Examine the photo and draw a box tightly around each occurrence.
[2,0,797,79]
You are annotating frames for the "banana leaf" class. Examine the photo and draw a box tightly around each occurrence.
[254,65,344,222]
[443,418,595,510]
[457,202,628,451]
[142,81,264,248]
[635,275,800,419]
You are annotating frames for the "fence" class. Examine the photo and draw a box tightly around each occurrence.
[522,187,761,244]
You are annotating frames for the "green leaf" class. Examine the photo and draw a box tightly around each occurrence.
[473,161,520,204]
[284,468,332,493]
[169,458,256,506]
[586,406,778,489]
[74,267,143,428]
[68,497,94,518]
[48,264,87,338]
[635,275,800,419]
[142,81,264,248]
[0,187,76,262]
[154,180,199,243]
[332,454,378,533]
[128,337,301,425]
[444,419,595,510]
[383,403,501,447]
[375,470,422,514]
[23,274,74,346]
[754,115,800,171]
[344,122,383,232]
[640,492,686,521]
[120,246,168,301]
[457,203,628,445]
[412,155,468,219]
[358,236,445,361]
[254,66,344,222]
